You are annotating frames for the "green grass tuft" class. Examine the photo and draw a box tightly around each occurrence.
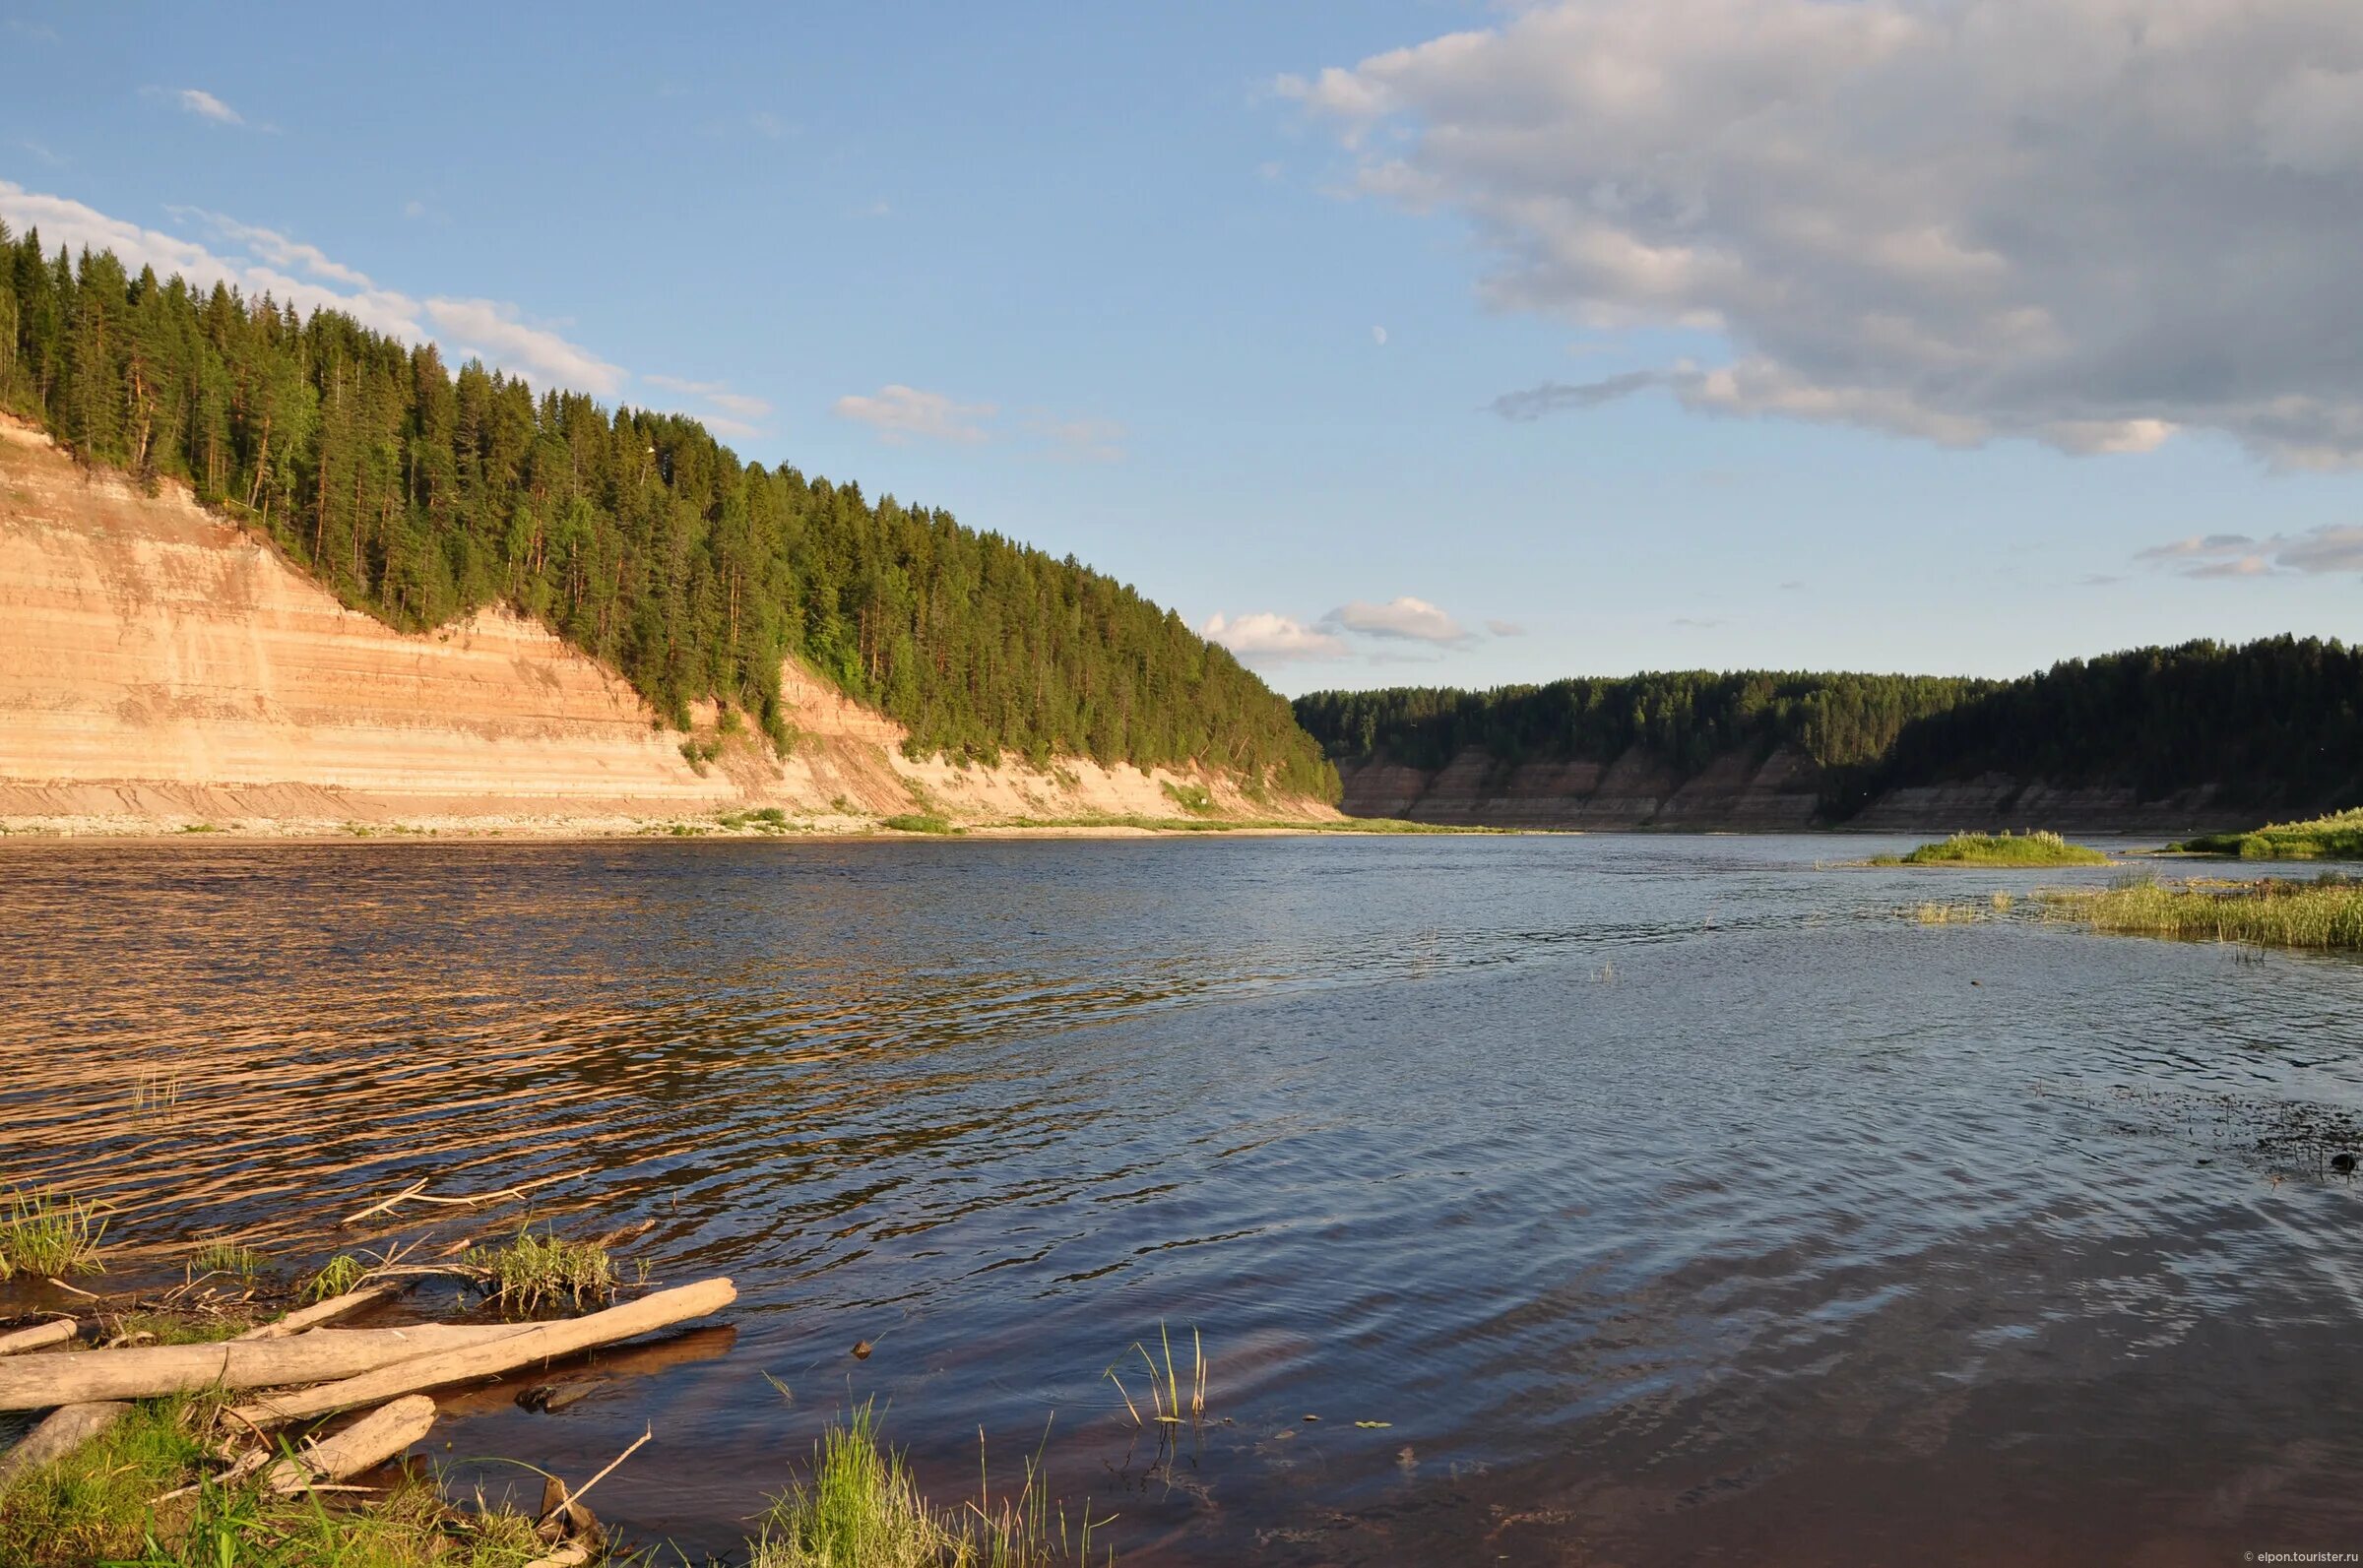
[186,1240,269,1282]
[1871,830,2109,867]
[465,1226,617,1314]
[1158,781,1219,817]
[2174,808,2363,861]
[0,1394,547,1568]
[301,1252,368,1302]
[0,1188,108,1281]
[881,813,962,836]
[750,1401,1110,1568]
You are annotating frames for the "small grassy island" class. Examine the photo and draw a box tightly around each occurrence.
[2046,873,2363,950]
[1871,831,2110,867]
[2172,809,2363,861]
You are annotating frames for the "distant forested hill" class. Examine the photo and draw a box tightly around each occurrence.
[0,227,1335,800]
[1297,638,2363,817]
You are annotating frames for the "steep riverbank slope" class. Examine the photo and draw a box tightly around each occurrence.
[1336,746,2245,834]
[0,419,1325,835]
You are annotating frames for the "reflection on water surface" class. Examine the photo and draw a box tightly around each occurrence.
[4,836,2361,1563]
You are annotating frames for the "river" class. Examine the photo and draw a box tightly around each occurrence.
[3,835,2360,1563]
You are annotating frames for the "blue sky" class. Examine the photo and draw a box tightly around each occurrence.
[5,1,2360,695]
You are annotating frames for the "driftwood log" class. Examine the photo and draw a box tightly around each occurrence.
[0,1401,129,1488]
[232,1279,735,1428]
[235,1284,406,1341]
[259,1394,438,1493]
[0,1323,523,1411]
[0,1319,78,1356]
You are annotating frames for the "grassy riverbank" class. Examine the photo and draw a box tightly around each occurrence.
[2173,809,2363,860]
[0,1200,1117,1567]
[1871,831,2109,867]
[2045,873,2363,949]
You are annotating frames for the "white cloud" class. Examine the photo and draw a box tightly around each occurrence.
[1372,325,1388,345]
[146,87,244,125]
[1485,617,1527,637]
[2137,526,2363,578]
[0,182,626,401]
[1199,612,1349,662]
[1288,0,2363,467]
[1325,595,1468,644]
[644,374,772,420]
[170,209,373,287]
[420,298,626,397]
[1025,413,1126,464]
[833,384,997,444]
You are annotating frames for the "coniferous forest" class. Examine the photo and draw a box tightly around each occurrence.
[1296,638,2363,816]
[0,228,1338,800]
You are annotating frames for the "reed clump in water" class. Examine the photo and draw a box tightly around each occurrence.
[2175,808,2363,861]
[187,1240,269,1282]
[465,1226,618,1313]
[1873,831,2108,867]
[1103,1323,1207,1430]
[750,1401,1111,1568]
[2046,872,2363,949]
[0,1188,108,1281]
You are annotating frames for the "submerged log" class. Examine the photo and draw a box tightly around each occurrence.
[0,1319,78,1356]
[0,1402,130,1488]
[259,1395,438,1493]
[0,1323,523,1411]
[231,1279,735,1429]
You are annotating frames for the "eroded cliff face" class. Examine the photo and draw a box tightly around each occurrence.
[0,419,1324,834]
[1338,745,2246,834]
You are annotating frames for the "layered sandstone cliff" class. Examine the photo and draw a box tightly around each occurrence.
[1337,745,2246,834]
[0,419,1321,834]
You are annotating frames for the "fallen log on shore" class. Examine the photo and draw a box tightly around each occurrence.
[0,1401,129,1488]
[234,1284,406,1341]
[0,1323,524,1411]
[259,1395,439,1494]
[232,1278,734,1428]
[0,1318,78,1356]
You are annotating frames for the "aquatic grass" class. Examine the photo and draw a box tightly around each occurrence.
[1871,831,2108,867]
[185,1240,268,1282]
[301,1251,368,1302]
[1103,1323,1207,1429]
[1909,901,1991,925]
[2045,872,2363,950]
[2174,808,2363,861]
[465,1225,617,1314]
[0,1187,108,1281]
[749,1401,1111,1568]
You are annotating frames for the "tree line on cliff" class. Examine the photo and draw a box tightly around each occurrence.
[0,226,1336,799]
[1295,637,2363,814]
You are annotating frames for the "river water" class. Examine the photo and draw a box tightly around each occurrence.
[3,835,2361,1564]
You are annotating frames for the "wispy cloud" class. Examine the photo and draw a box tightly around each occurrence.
[5,19,59,42]
[1485,618,1527,637]
[833,384,997,444]
[0,181,629,401]
[1199,611,1350,662]
[1326,596,1467,644]
[13,140,65,168]
[143,86,247,126]
[1490,370,1665,422]
[421,297,626,398]
[2135,526,2363,579]
[1672,615,1730,629]
[1024,413,1125,464]
[644,374,772,420]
